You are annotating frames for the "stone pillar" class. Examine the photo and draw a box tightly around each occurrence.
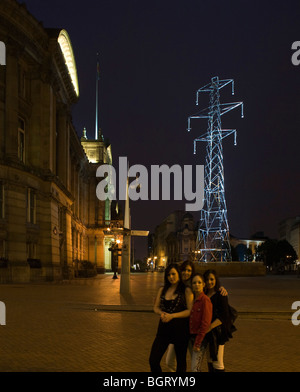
[64,208,73,273]
[95,231,105,273]
[4,53,18,161]
[0,60,5,157]
[120,231,131,294]
[56,107,70,189]
[6,181,29,282]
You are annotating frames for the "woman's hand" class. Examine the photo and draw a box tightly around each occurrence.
[161,312,173,323]
[219,286,228,296]
[193,346,200,352]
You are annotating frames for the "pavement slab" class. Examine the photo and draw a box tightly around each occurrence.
[0,273,299,372]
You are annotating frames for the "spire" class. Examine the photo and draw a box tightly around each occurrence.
[95,53,100,140]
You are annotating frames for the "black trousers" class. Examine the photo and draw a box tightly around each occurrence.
[149,335,188,372]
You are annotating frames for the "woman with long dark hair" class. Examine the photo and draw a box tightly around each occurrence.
[203,269,236,372]
[180,260,196,288]
[165,260,195,371]
[149,263,193,372]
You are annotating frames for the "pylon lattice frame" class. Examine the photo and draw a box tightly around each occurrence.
[187,76,243,262]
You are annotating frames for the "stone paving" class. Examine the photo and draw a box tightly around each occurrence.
[0,273,299,372]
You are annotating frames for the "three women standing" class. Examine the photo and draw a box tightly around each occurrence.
[149,264,235,372]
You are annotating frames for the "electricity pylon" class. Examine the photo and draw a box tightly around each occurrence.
[187,76,244,262]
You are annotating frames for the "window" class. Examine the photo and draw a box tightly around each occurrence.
[0,182,4,219]
[18,118,25,163]
[26,242,36,259]
[27,188,36,224]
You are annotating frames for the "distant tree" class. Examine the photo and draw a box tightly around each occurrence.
[277,240,298,264]
[257,239,297,267]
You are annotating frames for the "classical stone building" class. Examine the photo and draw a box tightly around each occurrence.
[0,0,120,282]
[148,208,268,267]
[149,211,197,268]
[230,232,266,261]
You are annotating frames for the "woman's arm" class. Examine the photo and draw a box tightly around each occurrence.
[162,287,194,323]
[193,297,213,350]
[207,293,228,332]
[153,287,164,316]
[206,318,222,332]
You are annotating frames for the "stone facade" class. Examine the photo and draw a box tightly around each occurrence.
[279,216,300,260]
[230,234,266,261]
[0,0,119,282]
[149,211,197,268]
[148,210,267,267]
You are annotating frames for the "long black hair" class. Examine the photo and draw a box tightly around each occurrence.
[203,269,221,293]
[180,260,196,277]
[162,263,186,296]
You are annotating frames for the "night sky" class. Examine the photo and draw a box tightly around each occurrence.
[20,0,300,258]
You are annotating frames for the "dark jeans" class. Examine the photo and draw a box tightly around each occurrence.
[149,336,188,372]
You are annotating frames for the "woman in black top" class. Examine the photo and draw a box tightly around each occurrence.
[149,263,193,372]
[203,269,236,372]
[165,260,195,371]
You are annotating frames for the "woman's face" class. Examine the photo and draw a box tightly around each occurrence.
[192,275,205,294]
[181,265,193,281]
[205,273,216,290]
[167,268,180,285]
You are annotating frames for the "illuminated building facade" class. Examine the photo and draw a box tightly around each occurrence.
[149,211,197,268]
[149,209,267,266]
[0,0,118,282]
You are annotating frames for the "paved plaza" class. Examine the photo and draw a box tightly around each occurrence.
[0,272,299,372]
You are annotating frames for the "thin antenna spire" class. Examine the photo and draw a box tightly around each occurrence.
[95,53,100,140]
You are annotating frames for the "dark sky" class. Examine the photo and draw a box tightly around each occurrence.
[21,0,300,258]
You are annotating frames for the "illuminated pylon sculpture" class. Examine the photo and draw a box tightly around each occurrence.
[187,76,244,262]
